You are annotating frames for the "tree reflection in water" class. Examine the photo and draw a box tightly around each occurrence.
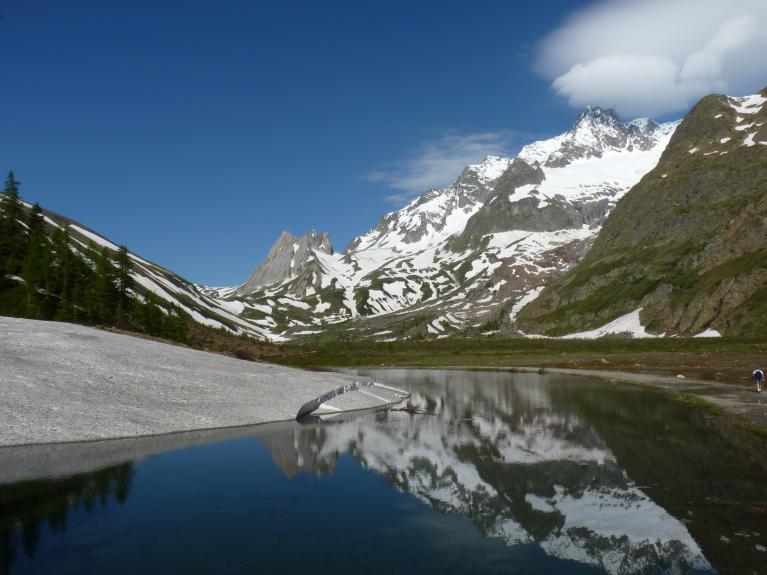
[0,463,133,574]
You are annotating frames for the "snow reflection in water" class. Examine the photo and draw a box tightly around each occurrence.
[262,370,713,574]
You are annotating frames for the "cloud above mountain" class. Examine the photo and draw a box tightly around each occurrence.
[537,0,767,118]
[365,131,516,204]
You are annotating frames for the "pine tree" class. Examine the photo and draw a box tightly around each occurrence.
[1,171,25,275]
[114,245,133,325]
[49,226,76,320]
[163,305,188,342]
[93,247,118,324]
[21,204,50,318]
[4,171,19,195]
[136,292,164,335]
[67,252,94,322]
[27,203,44,236]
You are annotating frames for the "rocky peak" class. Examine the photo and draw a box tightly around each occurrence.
[266,230,332,258]
[571,105,623,132]
[562,106,632,161]
[235,230,333,295]
[519,106,675,168]
[449,155,514,205]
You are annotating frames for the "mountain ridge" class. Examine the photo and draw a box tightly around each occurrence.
[220,105,679,340]
[15,95,750,342]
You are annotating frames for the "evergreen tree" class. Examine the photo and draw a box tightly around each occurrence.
[4,171,20,196]
[27,203,44,236]
[136,292,164,335]
[67,252,94,322]
[49,227,76,320]
[21,205,50,318]
[114,245,133,324]
[1,171,25,275]
[93,246,118,324]
[163,305,188,342]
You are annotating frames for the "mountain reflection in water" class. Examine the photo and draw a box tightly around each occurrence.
[261,370,716,574]
[1,370,765,575]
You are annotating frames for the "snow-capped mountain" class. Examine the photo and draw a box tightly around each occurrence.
[218,105,678,340]
[20,91,762,342]
[518,106,676,167]
[347,155,513,252]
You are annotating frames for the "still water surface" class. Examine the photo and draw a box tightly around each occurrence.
[1,370,766,575]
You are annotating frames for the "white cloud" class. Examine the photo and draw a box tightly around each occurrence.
[537,0,767,117]
[365,131,517,204]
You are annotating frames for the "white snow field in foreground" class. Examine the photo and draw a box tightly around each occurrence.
[0,317,405,446]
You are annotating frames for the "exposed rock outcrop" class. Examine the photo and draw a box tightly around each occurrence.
[235,230,333,295]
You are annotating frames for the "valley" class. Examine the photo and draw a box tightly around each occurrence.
[5,89,764,345]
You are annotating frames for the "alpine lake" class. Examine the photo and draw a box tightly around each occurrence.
[1,369,766,575]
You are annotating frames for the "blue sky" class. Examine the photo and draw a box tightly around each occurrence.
[2,0,765,285]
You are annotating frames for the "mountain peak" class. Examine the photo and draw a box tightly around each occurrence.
[465,155,514,184]
[518,104,676,168]
[235,230,334,295]
[568,106,623,140]
[270,230,331,254]
[574,105,621,126]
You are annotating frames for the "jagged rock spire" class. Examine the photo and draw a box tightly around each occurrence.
[235,230,333,295]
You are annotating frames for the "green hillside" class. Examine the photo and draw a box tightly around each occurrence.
[0,172,191,341]
[516,88,767,337]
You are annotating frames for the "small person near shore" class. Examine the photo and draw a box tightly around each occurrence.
[754,368,764,392]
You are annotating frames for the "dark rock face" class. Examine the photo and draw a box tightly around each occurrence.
[494,158,546,191]
[460,157,611,237]
[463,194,611,237]
[235,230,333,295]
[516,87,767,337]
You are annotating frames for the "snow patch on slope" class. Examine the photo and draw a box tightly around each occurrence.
[561,308,658,339]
